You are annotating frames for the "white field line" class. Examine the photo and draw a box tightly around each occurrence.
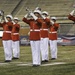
[10,62,25,64]
[0,62,66,66]
[17,62,66,66]
[0,63,9,66]
[17,63,32,66]
[41,62,66,66]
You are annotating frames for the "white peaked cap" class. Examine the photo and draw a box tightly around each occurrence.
[51,17,57,20]
[34,10,41,15]
[35,7,41,11]
[14,17,19,20]
[6,15,13,20]
[42,11,48,15]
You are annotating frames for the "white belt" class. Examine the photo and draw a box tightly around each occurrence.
[4,31,11,33]
[12,33,19,35]
[49,31,57,33]
[30,29,40,31]
[40,29,48,31]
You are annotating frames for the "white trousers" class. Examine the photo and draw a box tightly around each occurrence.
[3,40,12,60]
[12,41,20,58]
[40,38,49,61]
[49,40,57,59]
[30,40,41,65]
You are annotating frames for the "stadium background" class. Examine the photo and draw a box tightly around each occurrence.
[0,0,75,46]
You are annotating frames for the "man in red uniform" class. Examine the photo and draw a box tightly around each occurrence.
[48,17,59,60]
[39,11,50,62]
[68,10,75,22]
[0,15,13,62]
[22,11,41,67]
[12,17,20,59]
[30,10,53,62]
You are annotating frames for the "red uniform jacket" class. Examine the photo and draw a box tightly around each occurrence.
[22,17,40,41]
[48,23,59,40]
[68,14,75,22]
[0,21,13,40]
[37,18,49,38]
[11,23,20,41]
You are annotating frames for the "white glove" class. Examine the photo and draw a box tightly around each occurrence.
[30,12,38,20]
[50,20,54,25]
[24,14,29,18]
[5,17,8,22]
[70,10,74,16]
[12,21,15,24]
[41,15,46,19]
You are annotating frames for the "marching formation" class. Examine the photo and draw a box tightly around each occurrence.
[22,7,59,67]
[0,13,20,62]
[0,7,74,67]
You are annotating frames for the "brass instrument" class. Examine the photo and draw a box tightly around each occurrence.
[26,7,31,13]
[25,7,33,18]
[0,10,4,22]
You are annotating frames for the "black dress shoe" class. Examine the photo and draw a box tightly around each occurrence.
[42,60,48,63]
[51,58,56,60]
[41,60,45,63]
[12,57,19,59]
[32,64,40,67]
[5,60,11,62]
[45,60,48,62]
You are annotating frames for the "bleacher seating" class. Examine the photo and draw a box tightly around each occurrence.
[0,0,75,35]
[15,0,75,35]
[0,0,21,15]
[0,0,75,23]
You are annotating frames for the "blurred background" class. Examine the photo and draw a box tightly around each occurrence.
[0,0,75,46]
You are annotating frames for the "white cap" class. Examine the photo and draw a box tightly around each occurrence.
[42,11,48,15]
[51,17,57,20]
[6,15,13,20]
[34,10,41,15]
[14,17,19,21]
[35,7,41,11]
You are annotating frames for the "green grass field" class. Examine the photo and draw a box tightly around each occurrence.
[0,46,75,75]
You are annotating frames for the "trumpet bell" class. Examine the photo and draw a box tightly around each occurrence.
[0,10,4,16]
